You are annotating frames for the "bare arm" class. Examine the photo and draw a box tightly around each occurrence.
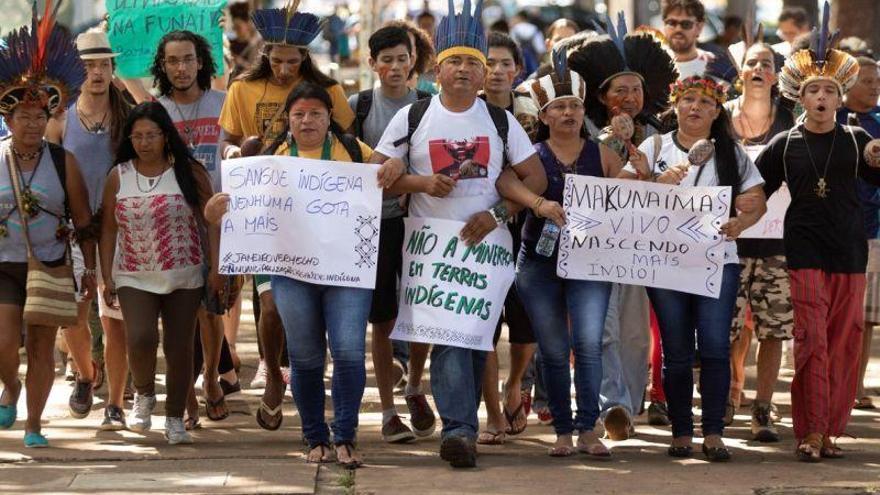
[99,168,120,307]
[66,153,97,298]
[720,184,767,240]
[193,164,223,296]
[600,143,624,178]
[118,77,152,104]
[45,111,66,145]
[221,133,244,159]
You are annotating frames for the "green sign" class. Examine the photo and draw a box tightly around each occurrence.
[106,0,227,79]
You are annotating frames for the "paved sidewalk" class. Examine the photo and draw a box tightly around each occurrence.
[1,300,879,494]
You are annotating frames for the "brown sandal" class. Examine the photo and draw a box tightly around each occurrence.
[797,433,823,462]
[820,437,844,459]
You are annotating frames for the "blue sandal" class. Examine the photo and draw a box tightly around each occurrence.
[0,381,20,429]
[24,431,49,448]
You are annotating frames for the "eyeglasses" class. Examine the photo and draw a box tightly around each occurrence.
[129,132,164,143]
[163,56,198,68]
[664,19,696,30]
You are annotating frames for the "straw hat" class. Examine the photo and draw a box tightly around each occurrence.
[76,30,119,60]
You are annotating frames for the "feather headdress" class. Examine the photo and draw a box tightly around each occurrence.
[251,0,322,48]
[528,48,585,111]
[568,12,677,127]
[0,0,84,116]
[778,1,859,101]
[435,0,487,65]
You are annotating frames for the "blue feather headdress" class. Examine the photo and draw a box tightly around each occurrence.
[0,0,84,116]
[779,0,859,101]
[435,0,488,65]
[252,0,322,48]
[527,47,585,111]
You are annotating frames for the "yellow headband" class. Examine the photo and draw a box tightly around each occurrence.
[437,46,487,66]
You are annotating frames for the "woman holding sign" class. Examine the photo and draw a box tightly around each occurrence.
[99,102,221,445]
[206,83,404,468]
[621,75,767,461]
[513,52,623,458]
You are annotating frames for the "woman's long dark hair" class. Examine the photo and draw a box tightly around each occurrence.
[264,82,346,155]
[115,102,203,211]
[660,103,743,201]
[237,45,337,88]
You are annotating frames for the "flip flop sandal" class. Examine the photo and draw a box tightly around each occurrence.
[797,434,823,463]
[548,445,576,457]
[256,400,283,431]
[854,397,876,410]
[204,394,229,421]
[306,443,334,464]
[503,401,527,436]
[477,429,506,445]
[184,417,202,431]
[821,438,845,459]
[335,442,363,469]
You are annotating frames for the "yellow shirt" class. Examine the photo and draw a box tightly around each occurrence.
[275,136,373,163]
[218,78,355,145]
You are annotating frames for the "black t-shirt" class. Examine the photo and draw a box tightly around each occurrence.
[734,103,795,259]
[757,124,880,273]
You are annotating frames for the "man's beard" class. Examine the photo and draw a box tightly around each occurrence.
[173,79,197,93]
[671,37,695,55]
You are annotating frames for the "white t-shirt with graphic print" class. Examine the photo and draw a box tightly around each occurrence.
[623,131,765,264]
[375,95,536,222]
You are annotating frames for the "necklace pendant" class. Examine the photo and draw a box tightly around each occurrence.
[815,178,829,199]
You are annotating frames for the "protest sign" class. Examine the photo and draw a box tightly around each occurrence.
[106,0,226,79]
[390,218,515,351]
[558,176,731,298]
[218,155,382,289]
[740,183,789,239]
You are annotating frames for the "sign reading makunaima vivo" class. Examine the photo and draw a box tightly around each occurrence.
[558,176,731,298]
[106,0,227,79]
[218,156,382,290]
[390,218,515,351]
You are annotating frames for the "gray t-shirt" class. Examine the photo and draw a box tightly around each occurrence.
[159,90,226,192]
[349,88,420,219]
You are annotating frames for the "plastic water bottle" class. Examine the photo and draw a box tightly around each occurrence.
[536,220,561,257]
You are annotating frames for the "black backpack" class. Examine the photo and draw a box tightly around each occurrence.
[390,98,510,168]
[353,88,433,141]
[47,142,70,220]
[336,133,365,163]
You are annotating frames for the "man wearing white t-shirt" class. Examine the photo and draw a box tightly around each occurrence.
[662,0,714,81]
[373,0,554,468]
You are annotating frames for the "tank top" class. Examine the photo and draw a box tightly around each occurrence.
[113,160,203,293]
[0,140,66,263]
[521,139,603,256]
[64,102,114,211]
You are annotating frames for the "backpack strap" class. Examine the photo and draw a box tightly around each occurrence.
[337,134,364,163]
[47,142,70,220]
[392,98,432,166]
[415,89,433,100]
[485,102,509,168]
[354,89,374,141]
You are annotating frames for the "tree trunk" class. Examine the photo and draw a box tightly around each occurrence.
[832,0,880,55]
[783,0,819,27]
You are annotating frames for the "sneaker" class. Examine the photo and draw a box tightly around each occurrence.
[536,406,553,425]
[382,414,416,443]
[128,393,156,433]
[391,358,407,390]
[723,400,736,427]
[603,406,631,441]
[280,366,291,385]
[440,435,477,468]
[165,417,194,445]
[405,394,436,438]
[250,360,267,389]
[100,405,126,431]
[68,379,94,419]
[751,402,780,443]
[647,401,671,426]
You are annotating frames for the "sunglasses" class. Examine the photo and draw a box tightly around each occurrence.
[664,19,696,30]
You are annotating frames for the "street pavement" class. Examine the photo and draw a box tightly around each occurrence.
[2,296,879,494]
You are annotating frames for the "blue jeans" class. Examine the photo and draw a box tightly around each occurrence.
[516,251,612,435]
[271,275,372,445]
[430,345,487,440]
[646,263,740,439]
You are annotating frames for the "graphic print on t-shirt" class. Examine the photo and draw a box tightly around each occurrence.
[428,136,490,180]
[255,102,286,143]
[173,117,221,174]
